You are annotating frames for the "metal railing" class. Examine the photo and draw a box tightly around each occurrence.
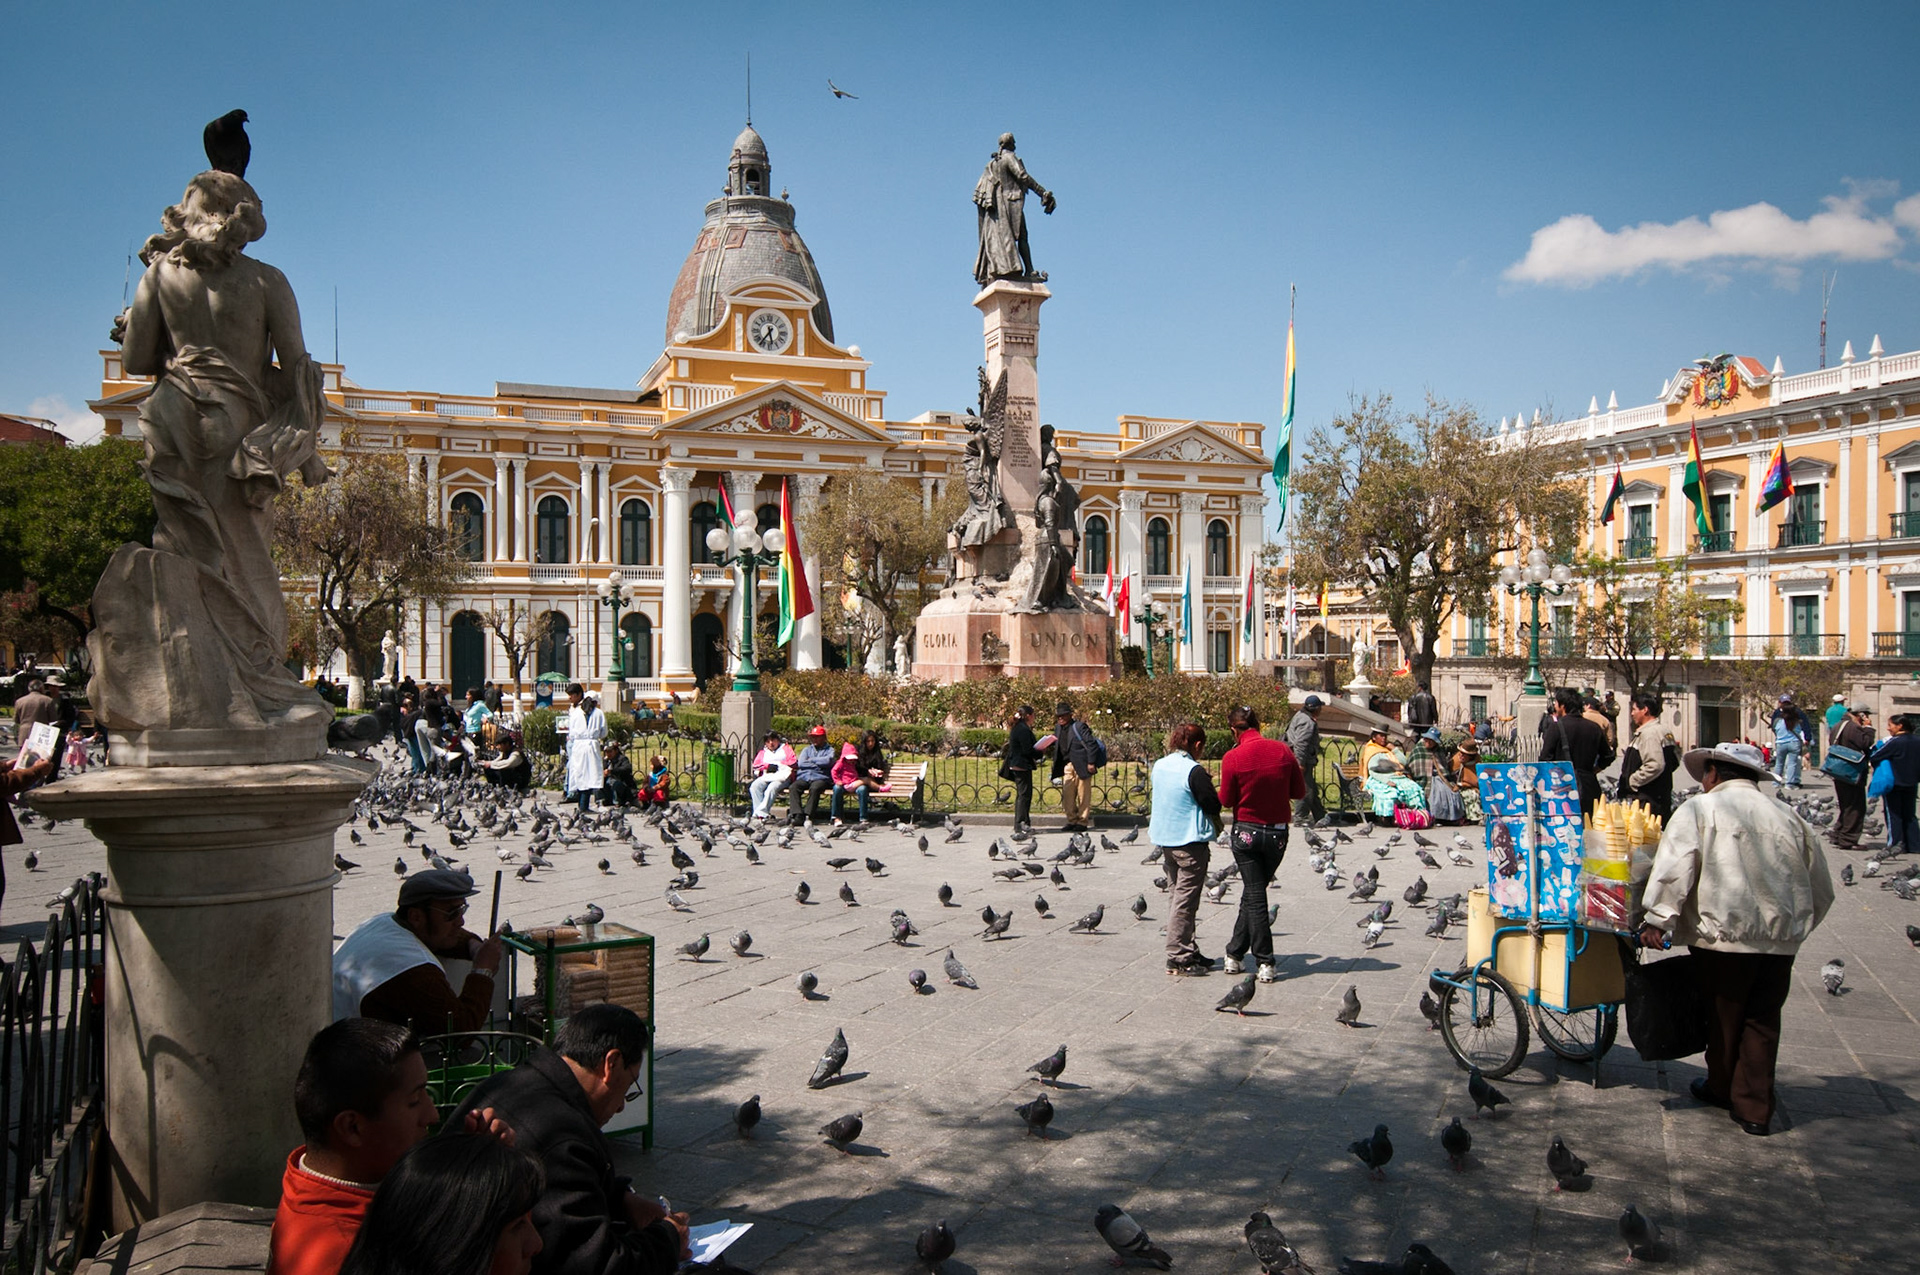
[1703,633,1848,659]
[1776,520,1825,548]
[2,876,107,1274]
[1890,512,1920,539]
[1620,536,1657,560]
[1872,632,1920,658]
[1451,638,1497,658]
[1693,530,1736,553]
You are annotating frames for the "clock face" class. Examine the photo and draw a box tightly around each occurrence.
[748,309,793,354]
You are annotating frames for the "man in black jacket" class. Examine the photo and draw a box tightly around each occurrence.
[1404,682,1437,733]
[1540,687,1612,816]
[1003,704,1042,835]
[1618,691,1676,820]
[450,1005,687,1275]
[1051,701,1100,831]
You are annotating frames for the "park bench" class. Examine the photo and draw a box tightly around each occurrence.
[872,761,929,822]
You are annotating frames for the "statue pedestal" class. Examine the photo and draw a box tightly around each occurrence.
[973,280,1050,515]
[912,593,1111,686]
[720,689,772,792]
[1345,674,1376,709]
[25,757,373,1230]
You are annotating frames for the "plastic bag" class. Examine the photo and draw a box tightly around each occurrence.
[1622,946,1707,1061]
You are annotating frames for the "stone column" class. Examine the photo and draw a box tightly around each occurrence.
[1239,493,1267,662]
[1117,491,1144,644]
[1666,459,1685,557]
[493,458,510,563]
[792,474,826,671]
[27,758,373,1230]
[423,453,441,525]
[512,459,529,563]
[659,468,694,681]
[578,460,595,564]
[598,464,614,564]
[974,280,1049,516]
[1178,495,1206,671]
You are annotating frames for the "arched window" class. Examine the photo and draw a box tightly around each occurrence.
[536,496,569,564]
[619,499,652,566]
[536,611,570,678]
[690,501,721,565]
[1146,518,1172,576]
[622,613,653,679]
[448,493,485,562]
[755,502,780,536]
[1083,514,1110,576]
[1206,519,1232,577]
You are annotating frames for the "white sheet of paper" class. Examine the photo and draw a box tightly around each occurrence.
[687,1220,752,1264]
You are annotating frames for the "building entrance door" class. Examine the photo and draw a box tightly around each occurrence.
[449,612,485,699]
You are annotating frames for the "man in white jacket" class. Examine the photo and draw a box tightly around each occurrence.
[1639,742,1834,1137]
[564,683,607,814]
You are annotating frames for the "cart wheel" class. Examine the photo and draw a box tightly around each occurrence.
[1437,968,1529,1078]
[1532,1003,1618,1064]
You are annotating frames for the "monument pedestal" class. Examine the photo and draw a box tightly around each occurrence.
[1345,675,1376,709]
[913,594,1111,686]
[26,757,373,1230]
[720,689,773,792]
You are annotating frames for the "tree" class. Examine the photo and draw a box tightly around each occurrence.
[1712,651,1857,736]
[1290,393,1587,688]
[1576,554,1742,693]
[0,436,155,640]
[801,469,962,662]
[481,601,556,703]
[275,455,468,703]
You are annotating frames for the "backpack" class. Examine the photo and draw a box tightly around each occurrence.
[1076,721,1108,770]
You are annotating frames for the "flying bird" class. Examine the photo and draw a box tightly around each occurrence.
[827,79,859,99]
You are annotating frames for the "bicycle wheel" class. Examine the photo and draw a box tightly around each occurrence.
[1437,968,1529,1078]
[1532,1003,1618,1064]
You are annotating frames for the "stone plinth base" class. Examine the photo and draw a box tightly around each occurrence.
[720,690,773,788]
[82,1202,273,1275]
[26,757,373,1230]
[1345,675,1376,708]
[913,597,1111,686]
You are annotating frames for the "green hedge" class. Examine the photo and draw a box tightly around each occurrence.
[676,709,720,737]
[522,708,560,755]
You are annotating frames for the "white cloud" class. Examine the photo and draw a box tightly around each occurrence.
[1506,184,1910,287]
[26,394,105,443]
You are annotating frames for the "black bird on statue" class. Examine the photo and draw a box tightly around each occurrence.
[203,110,250,178]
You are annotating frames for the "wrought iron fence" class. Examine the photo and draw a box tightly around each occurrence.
[2,875,107,1274]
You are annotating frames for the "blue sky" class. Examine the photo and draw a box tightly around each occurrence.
[6,1,1918,506]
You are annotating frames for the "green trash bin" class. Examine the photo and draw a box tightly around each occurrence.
[706,751,734,798]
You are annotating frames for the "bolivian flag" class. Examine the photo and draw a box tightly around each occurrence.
[1681,422,1714,535]
[1272,319,1295,529]
[1755,441,1795,514]
[1599,463,1625,525]
[776,478,813,645]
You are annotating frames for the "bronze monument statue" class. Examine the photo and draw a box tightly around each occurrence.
[950,367,1013,558]
[973,133,1055,286]
[1020,424,1083,612]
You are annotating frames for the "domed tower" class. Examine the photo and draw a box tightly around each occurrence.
[664,125,835,348]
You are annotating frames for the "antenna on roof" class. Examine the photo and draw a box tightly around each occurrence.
[746,52,752,125]
[333,286,339,365]
[121,240,133,305]
[1818,272,1835,369]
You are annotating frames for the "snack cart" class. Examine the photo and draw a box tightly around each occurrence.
[1430,762,1650,1080]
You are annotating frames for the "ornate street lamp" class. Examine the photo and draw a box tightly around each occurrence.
[594,570,632,705]
[705,511,786,693]
[1499,548,1575,698]
[1130,600,1172,679]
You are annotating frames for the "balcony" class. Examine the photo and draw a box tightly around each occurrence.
[1620,536,1658,560]
[1693,530,1736,554]
[1702,633,1848,659]
[1776,521,1825,548]
[1890,512,1920,539]
[1451,637,1497,657]
[1873,632,1920,658]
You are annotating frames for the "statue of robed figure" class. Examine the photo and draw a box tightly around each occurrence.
[973,133,1055,286]
[950,367,1014,553]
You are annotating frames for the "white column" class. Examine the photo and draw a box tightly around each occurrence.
[1117,491,1144,644]
[725,473,762,654]
[493,458,510,562]
[424,454,441,525]
[1666,460,1685,556]
[1838,435,1853,548]
[512,460,529,563]
[793,474,826,671]
[577,460,594,564]
[598,464,613,564]
[659,468,694,680]
[1239,493,1267,663]
[1178,494,1206,672]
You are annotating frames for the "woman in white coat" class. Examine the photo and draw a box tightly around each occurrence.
[564,683,607,813]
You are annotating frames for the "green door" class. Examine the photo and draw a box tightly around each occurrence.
[1789,596,1820,657]
[449,612,485,698]
[1905,592,1920,658]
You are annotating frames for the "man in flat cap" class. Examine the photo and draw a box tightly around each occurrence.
[332,869,502,1034]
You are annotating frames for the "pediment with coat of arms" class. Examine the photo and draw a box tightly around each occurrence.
[697,398,845,439]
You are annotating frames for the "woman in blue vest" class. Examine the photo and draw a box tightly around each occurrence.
[1152,722,1223,976]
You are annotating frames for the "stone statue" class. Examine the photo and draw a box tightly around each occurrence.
[1020,424,1081,612]
[1351,639,1373,679]
[973,133,1055,286]
[949,367,1013,553]
[97,162,333,762]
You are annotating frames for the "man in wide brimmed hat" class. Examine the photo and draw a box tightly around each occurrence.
[1640,742,1834,1137]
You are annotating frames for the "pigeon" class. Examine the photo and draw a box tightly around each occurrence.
[819,1111,863,1150]
[23,848,40,872]
[1336,985,1362,1026]
[865,857,886,876]
[1361,920,1386,949]
[937,882,954,906]
[826,857,855,871]
[1243,1212,1309,1275]
[1338,1244,1454,1275]
[827,79,859,99]
[1050,865,1067,888]
[677,934,710,961]
[729,930,753,957]
[1215,973,1257,1016]
[1034,893,1051,918]
[1820,958,1845,995]
[1015,1091,1054,1137]
[664,886,693,911]
[1069,904,1105,933]
[1840,863,1853,887]
[578,903,604,925]
[1908,924,1920,947]
[349,829,364,846]
[1130,894,1148,920]
[1619,1205,1660,1263]
[515,863,534,881]
[917,834,931,855]
[1416,849,1441,870]
[891,913,919,945]
[1863,859,1883,878]
[203,109,252,177]
[839,882,858,906]
[915,1219,956,1271]
[797,971,818,998]
[1029,1045,1067,1085]
[1349,875,1378,901]
[1121,825,1140,843]
[808,1028,849,1089]
[1324,864,1343,890]
[944,825,964,843]
[1424,910,1450,938]
[597,858,613,875]
[393,857,408,876]
[943,949,978,989]
[981,910,1012,940]
[1403,876,1428,905]
[1418,991,1442,1030]
[1547,1135,1586,1190]
[908,968,929,993]
[1468,1068,1509,1118]
[1441,1116,1471,1170]
[1094,1205,1172,1271]
[795,881,811,904]
[1348,1123,1393,1179]
[734,1094,761,1138]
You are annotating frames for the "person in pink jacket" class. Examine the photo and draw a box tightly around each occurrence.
[747,731,796,820]
[829,743,868,826]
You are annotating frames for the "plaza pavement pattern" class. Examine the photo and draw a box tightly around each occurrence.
[5,760,1917,1273]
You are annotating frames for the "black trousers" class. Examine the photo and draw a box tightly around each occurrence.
[1832,778,1866,847]
[788,778,831,824]
[1293,759,1325,825]
[1690,947,1794,1127]
[1010,769,1034,830]
[1224,822,1289,963]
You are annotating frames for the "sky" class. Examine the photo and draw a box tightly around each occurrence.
[6,1,1919,529]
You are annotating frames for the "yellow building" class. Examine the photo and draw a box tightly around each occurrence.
[89,125,1270,704]
[1437,340,1920,743]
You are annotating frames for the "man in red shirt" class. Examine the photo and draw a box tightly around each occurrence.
[1216,706,1306,983]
